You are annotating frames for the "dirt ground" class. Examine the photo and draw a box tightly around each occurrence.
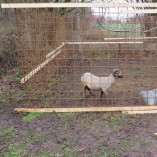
[1,70,157,157]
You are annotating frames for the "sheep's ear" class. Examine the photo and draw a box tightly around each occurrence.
[113,69,119,73]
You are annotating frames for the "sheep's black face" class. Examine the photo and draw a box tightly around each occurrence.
[113,69,123,78]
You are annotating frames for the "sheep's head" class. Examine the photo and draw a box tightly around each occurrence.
[113,69,123,78]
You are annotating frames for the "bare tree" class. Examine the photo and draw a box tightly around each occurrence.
[125,0,157,36]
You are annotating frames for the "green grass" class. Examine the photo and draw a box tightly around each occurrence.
[15,69,23,84]
[64,147,77,157]
[54,153,63,157]
[130,67,157,75]
[51,77,64,85]
[2,144,28,157]
[82,113,94,128]
[0,90,25,106]
[85,51,111,59]
[0,67,5,76]
[58,112,79,118]
[3,75,14,81]
[55,149,78,157]
[140,140,150,147]
[23,113,45,122]
[21,129,49,146]
[57,112,79,129]
[0,126,14,138]
[121,139,135,151]
[31,151,52,157]
[0,95,10,105]
[98,147,120,157]
[103,113,129,128]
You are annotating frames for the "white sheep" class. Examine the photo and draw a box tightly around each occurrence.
[81,69,123,99]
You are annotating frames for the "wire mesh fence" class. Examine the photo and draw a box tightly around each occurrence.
[12,4,157,109]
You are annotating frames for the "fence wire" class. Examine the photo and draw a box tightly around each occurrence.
[15,7,157,108]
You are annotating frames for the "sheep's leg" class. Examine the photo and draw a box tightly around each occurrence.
[100,90,104,99]
[104,90,108,102]
[86,85,94,96]
[84,86,87,97]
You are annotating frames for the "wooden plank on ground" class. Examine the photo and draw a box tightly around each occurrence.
[2,3,157,9]
[104,37,157,40]
[123,110,157,114]
[14,106,157,113]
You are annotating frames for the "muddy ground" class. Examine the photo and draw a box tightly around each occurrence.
[1,68,157,157]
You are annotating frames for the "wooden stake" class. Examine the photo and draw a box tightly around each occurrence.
[14,106,157,113]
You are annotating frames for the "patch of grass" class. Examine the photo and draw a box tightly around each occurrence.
[58,113,78,129]
[31,151,52,157]
[121,139,135,151]
[130,67,157,75]
[11,91,25,102]
[0,126,14,138]
[0,90,25,106]
[98,147,120,157]
[85,51,110,59]
[51,77,64,85]
[21,130,48,145]
[3,75,14,81]
[23,113,45,122]
[3,144,28,157]
[15,69,23,77]
[0,67,5,76]
[58,112,79,120]
[15,69,23,84]
[140,140,150,147]
[0,95,10,105]
[103,112,129,128]
[54,153,63,157]
[64,147,77,157]
[82,113,93,128]
[21,130,32,144]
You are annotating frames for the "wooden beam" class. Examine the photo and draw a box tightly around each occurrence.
[14,106,157,113]
[67,42,143,44]
[46,42,66,58]
[2,3,157,9]
[21,50,62,84]
[123,110,157,114]
[104,10,157,14]
[104,37,157,40]
[121,9,157,14]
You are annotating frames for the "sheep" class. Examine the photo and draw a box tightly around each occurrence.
[81,69,123,99]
